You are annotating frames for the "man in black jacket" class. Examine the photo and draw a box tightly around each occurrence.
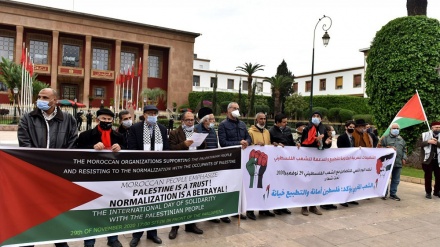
[128,105,168,246]
[18,88,77,247]
[75,108,124,247]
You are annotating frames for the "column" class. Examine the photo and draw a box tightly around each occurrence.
[114,40,121,111]
[51,31,59,90]
[15,26,24,65]
[142,44,149,90]
[83,35,92,107]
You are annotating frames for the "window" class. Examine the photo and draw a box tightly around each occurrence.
[243,81,248,91]
[227,79,234,89]
[123,89,132,99]
[148,55,159,78]
[319,79,326,91]
[193,75,200,86]
[256,82,263,93]
[0,36,14,61]
[353,74,362,88]
[62,44,80,67]
[61,85,77,100]
[210,77,217,88]
[121,52,135,72]
[335,76,343,89]
[305,81,311,92]
[0,81,8,92]
[30,40,49,64]
[92,48,109,70]
[293,82,298,93]
[94,87,105,98]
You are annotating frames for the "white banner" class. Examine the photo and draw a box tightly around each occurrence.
[242,146,396,210]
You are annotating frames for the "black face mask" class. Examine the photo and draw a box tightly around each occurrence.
[99,121,113,130]
[347,129,354,134]
[434,130,440,135]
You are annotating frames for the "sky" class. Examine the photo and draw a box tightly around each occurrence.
[12,0,440,77]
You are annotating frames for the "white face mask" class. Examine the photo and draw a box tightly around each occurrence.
[256,123,265,129]
[331,130,336,137]
[122,119,132,128]
[183,124,194,132]
[231,110,240,118]
[209,122,215,129]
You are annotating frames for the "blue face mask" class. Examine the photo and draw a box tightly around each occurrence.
[311,117,321,125]
[36,100,51,111]
[147,116,157,124]
[391,129,399,136]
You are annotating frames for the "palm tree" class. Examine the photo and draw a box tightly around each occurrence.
[236,62,264,104]
[0,57,21,102]
[264,75,293,114]
[141,87,166,105]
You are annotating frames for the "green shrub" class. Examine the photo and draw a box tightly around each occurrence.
[302,95,369,114]
[328,108,341,122]
[353,114,373,124]
[339,109,355,122]
[220,101,230,113]
[255,105,270,114]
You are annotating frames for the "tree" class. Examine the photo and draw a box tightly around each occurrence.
[141,87,166,105]
[407,0,427,16]
[264,75,293,114]
[236,62,264,116]
[275,60,294,112]
[284,93,308,120]
[0,57,21,100]
[365,16,440,150]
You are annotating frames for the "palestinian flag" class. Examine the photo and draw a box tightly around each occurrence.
[382,92,428,136]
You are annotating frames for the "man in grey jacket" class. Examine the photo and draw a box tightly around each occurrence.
[379,123,407,201]
[17,88,77,247]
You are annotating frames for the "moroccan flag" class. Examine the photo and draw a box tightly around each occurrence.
[138,58,142,76]
[130,65,135,79]
[382,92,428,136]
[20,45,26,65]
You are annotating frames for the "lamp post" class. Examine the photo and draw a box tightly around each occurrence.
[309,15,332,114]
[12,87,18,124]
[100,99,104,109]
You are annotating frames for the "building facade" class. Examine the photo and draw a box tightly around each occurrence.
[192,56,271,97]
[0,0,199,110]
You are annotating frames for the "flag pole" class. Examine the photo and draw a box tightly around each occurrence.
[416,90,430,131]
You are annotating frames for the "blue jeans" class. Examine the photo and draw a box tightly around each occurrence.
[84,236,118,246]
[385,167,401,196]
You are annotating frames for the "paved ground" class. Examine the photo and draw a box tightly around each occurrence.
[2,130,439,246]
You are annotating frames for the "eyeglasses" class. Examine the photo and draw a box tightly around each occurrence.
[184,119,195,122]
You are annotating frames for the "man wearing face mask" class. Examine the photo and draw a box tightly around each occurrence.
[218,102,252,220]
[116,110,132,149]
[419,121,440,199]
[18,88,77,247]
[300,111,331,216]
[366,123,379,148]
[76,108,124,152]
[352,119,373,148]
[246,112,276,219]
[194,107,232,224]
[336,120,359,207]
[167,111,206,239]
[75,108,124,247]
[379,123,406,201]
[127,105,168,246]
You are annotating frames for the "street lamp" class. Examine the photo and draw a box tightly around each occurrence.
[12,87,18,124]
[100,99,104,109]
[309,15,332,114]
